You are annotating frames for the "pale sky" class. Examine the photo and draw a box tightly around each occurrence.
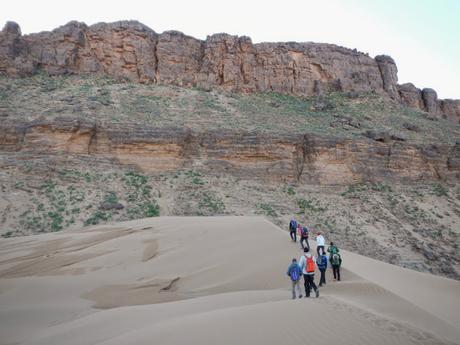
[2,0,459,99]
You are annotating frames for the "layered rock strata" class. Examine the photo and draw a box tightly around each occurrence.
[1,118,458,184]
[0,21,459,123]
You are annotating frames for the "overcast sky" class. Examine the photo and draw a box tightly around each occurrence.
[2,0,459,99]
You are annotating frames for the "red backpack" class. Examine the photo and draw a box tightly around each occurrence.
[306,256,315,273]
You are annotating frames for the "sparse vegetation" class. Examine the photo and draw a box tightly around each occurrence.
[297,197,326,214]
[198,192,225,214]
[85,210,110,226]
[432,183,449,197]
[1,74,458,144]
[256,203,278,217]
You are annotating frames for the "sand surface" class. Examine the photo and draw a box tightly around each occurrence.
[0,216,459,345]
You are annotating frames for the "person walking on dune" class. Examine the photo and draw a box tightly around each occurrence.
[317,250,328,286]
[299,248,319,298]
[331,252,342,281]
[299,225,310,251]
[327,241,339,263]
[289,218,298,242]
[316,231,325,256]
[286,258,302,299]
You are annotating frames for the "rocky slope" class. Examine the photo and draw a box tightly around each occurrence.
[1,20,459,122]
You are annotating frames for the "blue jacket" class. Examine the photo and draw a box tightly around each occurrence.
[287,262,302,281]
[316,254,328,271]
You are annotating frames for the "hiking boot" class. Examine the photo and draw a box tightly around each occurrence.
[299,295,302,299]
[315,289,320,298]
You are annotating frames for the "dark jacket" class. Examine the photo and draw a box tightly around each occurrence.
[301,226,309,238]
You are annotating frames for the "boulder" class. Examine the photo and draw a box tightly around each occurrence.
[99,202,125,211]
[397,83,424,111]
[403,122,419,132]
[422,88,438,114]
[364,130,391,143]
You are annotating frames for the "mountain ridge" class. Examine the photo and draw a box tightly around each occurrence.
[1,20,459,122]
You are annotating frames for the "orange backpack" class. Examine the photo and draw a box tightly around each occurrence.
[306,256,315,273]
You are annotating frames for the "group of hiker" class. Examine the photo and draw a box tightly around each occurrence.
[286,218,342,299]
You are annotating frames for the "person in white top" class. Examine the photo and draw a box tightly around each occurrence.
[298,248,320,298]
[316,232,325,256]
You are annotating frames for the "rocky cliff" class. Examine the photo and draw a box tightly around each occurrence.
[2,117,459,185]
[1,21,459,123]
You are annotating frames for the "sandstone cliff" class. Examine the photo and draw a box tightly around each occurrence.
[1,21,459,123]
[1,117,459,184]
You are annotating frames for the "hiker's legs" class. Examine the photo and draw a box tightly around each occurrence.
[337,266,341,281]
[300,237,307,249]
[290,230,296,242]
[301,237,309,251]
[309,274,318,292]
[305,274,317,297]
[319,269,326,285]
[291,280,296,299]
[303,274,309,296]
[333,265,338,280]
[295,280,302,298]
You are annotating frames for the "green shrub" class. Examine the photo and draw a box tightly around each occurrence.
[432,183,448,197]
[85,211,109,226]
[256,203,277,217]
[199,192,225,214]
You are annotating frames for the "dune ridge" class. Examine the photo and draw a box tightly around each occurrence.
[0,217,459,345]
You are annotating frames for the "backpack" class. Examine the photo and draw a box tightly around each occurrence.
[317,255,326,268]
[332,253,341,266]
[306,256,315,273]
[290,266,300,281]
[301,227,309,238]
[290,220,297,231]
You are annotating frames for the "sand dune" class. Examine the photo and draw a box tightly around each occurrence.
[0,217,459,345]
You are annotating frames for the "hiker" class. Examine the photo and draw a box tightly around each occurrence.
[316,231,325,256]
[317,251,328,286]
[327,241,339,264]
[298,248,319,298]
[331,252,342,281]
[299,225,310,251]
[296,223,302,240]
[286,258,302,299]
[289,218,297,242]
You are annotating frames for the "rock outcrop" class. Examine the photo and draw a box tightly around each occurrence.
[1,117,458,184]
[0,20,459,122]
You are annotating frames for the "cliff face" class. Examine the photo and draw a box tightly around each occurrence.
[1,117,459,185]
[1,20,459,123]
